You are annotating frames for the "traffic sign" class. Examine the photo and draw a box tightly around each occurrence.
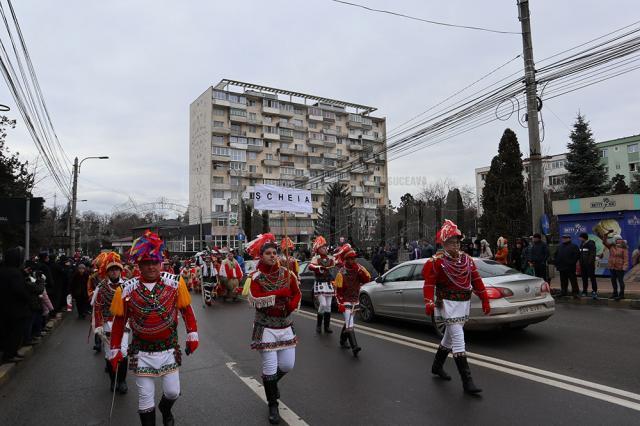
[237,233,245,241]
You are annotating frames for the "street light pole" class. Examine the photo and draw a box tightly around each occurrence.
[70,156,109,254]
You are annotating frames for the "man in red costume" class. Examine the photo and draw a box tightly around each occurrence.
[334,244,370,356]
[279,237,299,277]
[308,236,336,334]
[244,233,301,425]
[109,231,199,425]
[423,220,490,394]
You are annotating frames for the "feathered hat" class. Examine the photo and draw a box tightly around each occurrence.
[245,233,277,259]
[334,243,356,264]
[98,251,123,278]
[129,230,166,264]
[436,219,462,244]
[280,237,294,252]
[313,236,327,253]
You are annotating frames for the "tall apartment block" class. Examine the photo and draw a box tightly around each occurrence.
[189,79,389,248]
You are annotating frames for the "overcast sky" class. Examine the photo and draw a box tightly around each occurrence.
[1,0,638,216]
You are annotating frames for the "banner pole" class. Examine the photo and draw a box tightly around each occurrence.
[283,211,291,276]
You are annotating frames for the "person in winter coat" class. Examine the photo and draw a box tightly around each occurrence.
[528,233,549,281]
[600,230,629,300]
[509,239,524,271]
[0,247,31,363]
[23,260,45,345]
[553,235,580,298]
[479,240,493,259]
[37,252,58,315]
[495,237,509,265]
[71,263,91,319]
[578,233,598,299]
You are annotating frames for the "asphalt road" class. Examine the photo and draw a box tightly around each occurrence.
[1,300,639,426]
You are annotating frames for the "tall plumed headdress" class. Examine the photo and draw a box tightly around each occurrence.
[245,233,277,259]
[313,236,327,253]
[436,219,462,244]
[98,251,123,278]
[334,243,356,264]
[280,237,294,252]
[129,230,166,264]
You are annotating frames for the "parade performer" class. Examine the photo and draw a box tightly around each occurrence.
[92,252,129,394]
[109,231,199,425]
[220,250,243,302]
[334,244,370,356]
[422,220,490,394]
[308,236,336,334]
[200,254,218,306]
[243,233,301,424]
[280,237,299,277]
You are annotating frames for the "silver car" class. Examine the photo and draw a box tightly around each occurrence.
[358,258,555,333]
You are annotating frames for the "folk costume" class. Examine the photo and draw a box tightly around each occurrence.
[243,233,301,425]
[422,220,490,394]
[279,237,299,277]
[92,252,129,394]
[200,256,218,306]
[109,231,199,425]
[220,253,243,302]
[308,236,336,334]
[334,244,370,356]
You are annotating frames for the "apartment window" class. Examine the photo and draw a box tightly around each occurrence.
[264,125,278,134]
[247,138,263,147]
[374,132,379,138]
[294,107,304,115]
[230,136,247,145]
[481,173,486,181]
[323,111,336,120]
[229,162,246,171]
[229,149,246,162]
[323,123,331,130]
[309,122,317,129]
[616,162,621,170]
[324,134,337,143]
[293,130,306,140]
[248,152,257,160]
[281,155,290,162]
[212,146,229,156]
[374,176,381,183]
[213,108,225,116]
[549,175,566,186]
[213,121,225,128]
[249,165,257,173]
[215,205,224,213]
[266,167,273,174]
[375,188,382,194]
[228,94,246,105]
[212,176,224,184]
[292,118,303,127]
[216,218,226,226]
[266,153,273,160]
[295,169,304,176]
[295,144,304,151]
[279,128,293,137]
[630,163,639,172]
[309,107,322,116]
[230,108,246,117]
[248,99,256,107]
[310,132,323,140]
[263,116,272,124]
[281,167,295,175]
[349,113,364,123]
[336,126,342,133]
[231,124,242,134]
[310,157,323,164]
[212,135,225,145]
[230,176,241,186]
[248,112,257,120]
[264,99,280,109]
[281,103,294,112]
[324,159,335,166]
[212,190,224,198]
[336,149,342,156]
[248,125,257,133]
[310,147,317,153]
[628,143,639,153]
[214,91,227,100]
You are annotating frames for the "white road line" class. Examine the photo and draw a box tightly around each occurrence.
[226,362,310,426]
[294,309,640,411]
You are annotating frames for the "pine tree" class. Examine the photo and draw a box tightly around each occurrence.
[314,182,354,247]
[610,174,630,195]
[564,114,607,198]
[631,173,640,193]
[480,128,529,246]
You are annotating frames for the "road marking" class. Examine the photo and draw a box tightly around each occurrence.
[226,362,310,426]
[295,309,640,411]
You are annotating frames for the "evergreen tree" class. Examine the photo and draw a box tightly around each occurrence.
[480,129,529,246]
[610,174,630,195]
[315,182,354,246]
[631,173,640,193]
[564,114,607,198]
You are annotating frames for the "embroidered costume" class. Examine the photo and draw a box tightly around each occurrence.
[308,236,336,334]
[220,253,243,302]
[422,220,490,394]
[200,256,218,306]
[334,244,370,356]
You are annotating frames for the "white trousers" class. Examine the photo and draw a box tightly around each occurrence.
[441,323,465,354]
[260,326,296,376]
[135,371,180,411]
[316,295,333,314]
[342,304,358,329]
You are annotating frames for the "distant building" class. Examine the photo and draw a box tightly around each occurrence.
[475,134,640,215]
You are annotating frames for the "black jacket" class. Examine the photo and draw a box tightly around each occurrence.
[529,241,549,264]
[554,242,580,272]
[0,247,31,319]
[579,240,596,265]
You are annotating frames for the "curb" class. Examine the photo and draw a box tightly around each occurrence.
[553,296,640,309]
[0,312,65,389]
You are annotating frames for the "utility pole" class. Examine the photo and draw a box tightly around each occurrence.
[70,157,79,254]
[518,0,544,234]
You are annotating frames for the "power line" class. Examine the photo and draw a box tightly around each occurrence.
[328,0,521,35]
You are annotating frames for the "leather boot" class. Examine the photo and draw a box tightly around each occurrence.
[263,375,280,425]
[431,346,452,380]
[105,359,116,391]
[275,368,287,399]
[454,354,482,394]
[158,395,177,426]
[339,325,349,348]
[316,313,323,333]
[347,330,361,357]
[323,312,333,333]
[138,408,156,426]
[116,357,128,394]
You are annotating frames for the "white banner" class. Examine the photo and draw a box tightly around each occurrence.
[254,184,313,213]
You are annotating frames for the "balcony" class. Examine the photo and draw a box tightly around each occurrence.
[212,183,231,190]
[361,133,375,141]
[309,163,325,171]
[278,121,296,130]
[229,115,247,123]
[262,159,281,167]
[347,119,363,128]
[311,188,325,195]
[280,147,308,156]
[212,98,230,107]
[212,155,230,163]
[364,180,377,187]
[246,144,264,152]
[324,140,337,148]
[263,106,280,115]
[262,132,280,141]
[248,117,261,126]
[308,139,325,147]
[280,134,294,143]
[351,190,365,197]
[351,166,371,174]
[212,126,231,135]
[348,144,364,152]
[308,112,323,121]
[323,152,338,160]
[364,191,376,198]
[248,172,263,179]
[294,174,309,182]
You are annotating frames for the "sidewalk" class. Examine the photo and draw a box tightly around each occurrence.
[549,274,640,309]
[0,312,65,388]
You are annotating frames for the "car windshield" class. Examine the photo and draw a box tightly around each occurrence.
[475,259,519,278]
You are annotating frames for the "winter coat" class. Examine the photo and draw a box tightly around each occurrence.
[579,239,596,265]
[25,273,45,312]
[554,242,580,272]
[421,244,435,259]
[529,241,549,264]
[479,240,493,259]
[0,247,31,319]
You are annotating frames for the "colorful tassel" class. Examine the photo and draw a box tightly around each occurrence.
[177,276,191,309]
[242,278,252,297]
[110,286,124,317]
[334,272,343,288]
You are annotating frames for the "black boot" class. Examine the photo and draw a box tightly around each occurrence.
[158,395,177,426]
[93,334,102,352]
[339,325,349,348]
[431,346,452,380]
[275,368,287,399]
[263,375,280,425]
[347,330,361,357]
[116,357,128,394]
[138,408,155,426]
[323,312,333,333]
[316,313,323,333]
[454,354,482,394]
[105,359,116,391]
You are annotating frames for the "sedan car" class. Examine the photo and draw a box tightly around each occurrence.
[298,258,379,309]
[358,258,555,333]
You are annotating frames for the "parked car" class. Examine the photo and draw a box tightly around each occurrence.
[298,258,379,309]
[358,258,555,334]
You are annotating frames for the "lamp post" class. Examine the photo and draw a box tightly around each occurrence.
[70,156,109,254]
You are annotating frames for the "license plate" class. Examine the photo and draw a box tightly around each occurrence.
[519,304,544,314]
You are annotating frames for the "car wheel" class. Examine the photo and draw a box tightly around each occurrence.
[358,294,375,322]
[431,313,445,337]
